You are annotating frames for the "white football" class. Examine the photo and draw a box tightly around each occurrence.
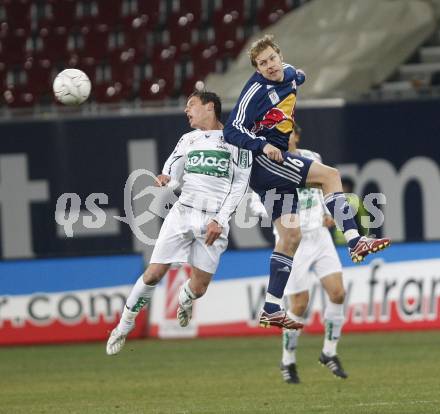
[53,69,91,105]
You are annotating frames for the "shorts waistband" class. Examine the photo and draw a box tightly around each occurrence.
[178,201,219,215]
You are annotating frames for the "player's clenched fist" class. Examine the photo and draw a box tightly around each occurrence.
[263,143,284,162]
[205,220,223,246]
[156,174,171,186]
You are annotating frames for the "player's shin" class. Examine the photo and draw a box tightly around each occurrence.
[264,253,293,313]
[281,312,303,365]
[323,302,344,356]
[178,279,197,307]
[324,192,360,248]
[118,275,156,334]
[177,279,197,327]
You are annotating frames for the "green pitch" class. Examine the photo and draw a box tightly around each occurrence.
[1,331,439,414]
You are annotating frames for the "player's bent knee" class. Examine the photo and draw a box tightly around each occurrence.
[191,284,208,298]
[143,264,169,285]
[325,166,340,183]
[279,229,302,253]
[328,289,345,304]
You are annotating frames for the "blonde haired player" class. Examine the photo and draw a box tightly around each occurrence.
[107,91,256,355]
[250,124,348,382]
[225,34,390,330]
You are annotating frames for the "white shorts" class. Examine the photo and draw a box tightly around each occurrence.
[285,227,342,295]
[149,202,229,274]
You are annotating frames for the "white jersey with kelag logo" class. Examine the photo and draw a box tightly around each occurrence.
[162,129,252,227]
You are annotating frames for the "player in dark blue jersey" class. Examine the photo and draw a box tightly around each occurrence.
[224,35,391,330]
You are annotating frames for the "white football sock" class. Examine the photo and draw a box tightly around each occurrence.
[118,275,156,334]
[126,275,156,310]
[178,279,197,308]
[118,306,138,335]
[265,292,283,306]
[281,312,303,365]
[323,301,344,357]
[344,229,361,244]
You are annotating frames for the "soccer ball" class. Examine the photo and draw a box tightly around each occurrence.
[53,69,91,105]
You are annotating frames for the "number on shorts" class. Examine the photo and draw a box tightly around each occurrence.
[288,157,304,168]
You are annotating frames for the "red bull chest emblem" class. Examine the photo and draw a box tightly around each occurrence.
[252,108,289,132]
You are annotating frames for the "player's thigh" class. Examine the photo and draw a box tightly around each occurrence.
[313,229,343,280]
[150,204,192,265]
[143,263,171,284]
[191,220,229,274]
[305,160,339,187]
[274,214,301,239]
[274,214,301,253]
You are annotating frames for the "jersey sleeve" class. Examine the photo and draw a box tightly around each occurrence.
[213,147,252,227]
[162,133,189,183]
[282,64,306,86]
[224,83,267,152]
[248,191,268,218]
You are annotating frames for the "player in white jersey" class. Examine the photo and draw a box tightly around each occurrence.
[250,125,348,382]
[107,91,252,355]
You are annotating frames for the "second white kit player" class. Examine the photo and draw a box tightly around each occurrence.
[107,91,251,355]
[250,126,348,382]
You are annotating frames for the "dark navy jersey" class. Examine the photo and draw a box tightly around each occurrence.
[224,64,305,153]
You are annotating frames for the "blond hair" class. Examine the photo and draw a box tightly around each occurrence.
[248,34,281,67]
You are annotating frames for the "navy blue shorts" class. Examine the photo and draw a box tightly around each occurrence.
[250,151,314,221]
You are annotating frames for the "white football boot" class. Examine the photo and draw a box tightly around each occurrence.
[106,325,133,355]
[177,302,193,327]
[177,281,195,327]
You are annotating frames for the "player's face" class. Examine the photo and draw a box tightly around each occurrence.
[184,96,209,129]
[255,46,284,82]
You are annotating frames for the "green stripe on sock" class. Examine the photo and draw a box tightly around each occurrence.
[326,321,333,340]
[131,297,148,313]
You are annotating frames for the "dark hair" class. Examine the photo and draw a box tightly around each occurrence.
[293,123,302,136]
[341,177,354,192]
[188,90,222,120]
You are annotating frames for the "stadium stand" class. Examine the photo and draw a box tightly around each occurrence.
[0,0,310,107]
[377,27,440,99]
[2,0,440,108]
[206,0,438,101]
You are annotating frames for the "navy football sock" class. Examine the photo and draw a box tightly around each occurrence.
[263,252,293,313]
[324,192,360,248]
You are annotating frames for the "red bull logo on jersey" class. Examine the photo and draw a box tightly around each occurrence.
[252,93,296,134]
[252,108,288,132]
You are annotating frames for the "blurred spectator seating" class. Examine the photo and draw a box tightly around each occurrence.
[1,0,309,107]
